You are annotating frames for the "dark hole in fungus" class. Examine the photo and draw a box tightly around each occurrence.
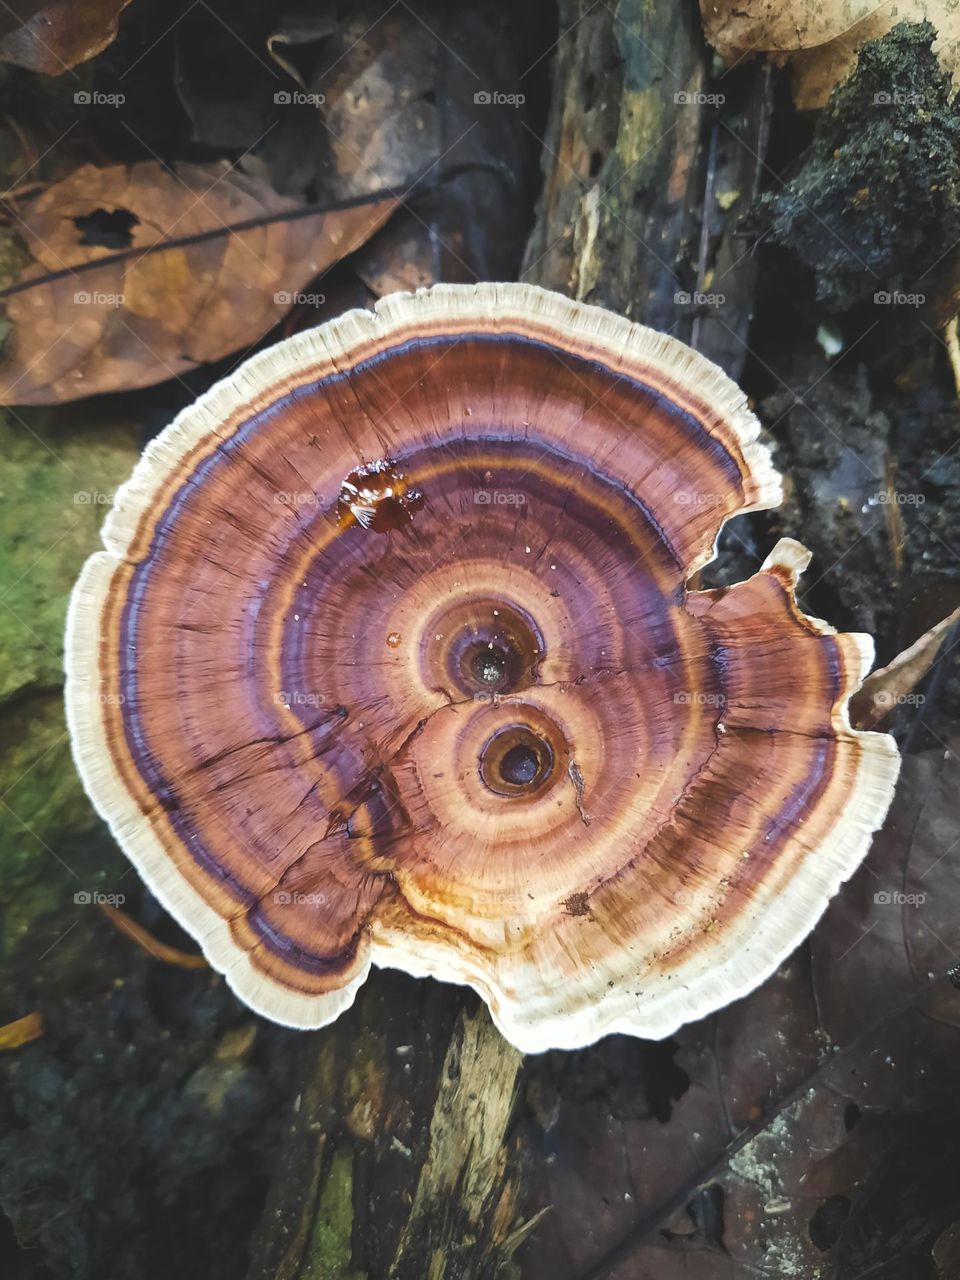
[844,1102,861,1131]
[499,743,540,786]
[471,644,509,687]
[74,207,140,248]
[448,602,544,697]
[480,726,554,796]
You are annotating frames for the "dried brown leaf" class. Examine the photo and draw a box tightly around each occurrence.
[0,0,132,76]
[852,606,960,729]
[306,3,531,288]
[699,0,960,110]
[0,160,396,403]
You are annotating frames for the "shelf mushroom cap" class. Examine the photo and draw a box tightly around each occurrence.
[65,282,900,1053]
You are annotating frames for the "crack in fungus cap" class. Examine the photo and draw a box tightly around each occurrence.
[65,283,901,1053]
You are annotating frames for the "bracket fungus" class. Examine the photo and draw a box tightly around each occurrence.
[65,283,900,1053]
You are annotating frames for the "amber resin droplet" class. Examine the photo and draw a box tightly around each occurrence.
[336,458,424,532]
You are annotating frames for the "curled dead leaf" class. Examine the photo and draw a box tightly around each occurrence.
[0,160,397,402]
[0,1010,43,1050]
[851,606,960,729]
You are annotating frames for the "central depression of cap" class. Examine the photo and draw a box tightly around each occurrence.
[66,283,899,1052]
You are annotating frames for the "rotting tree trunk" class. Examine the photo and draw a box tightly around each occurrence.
[522,0,773,378]
[521,0,706,330]
[245,976,527,1280]
[243,5,758,1277]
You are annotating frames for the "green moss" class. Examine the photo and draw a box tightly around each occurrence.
[764,21,960,310]
[302,1150,364,1280]
[0,408,140,702]
[0,408,140,952]
[0,694,97,946]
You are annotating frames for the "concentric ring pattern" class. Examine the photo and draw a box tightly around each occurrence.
[65,283,900,1052]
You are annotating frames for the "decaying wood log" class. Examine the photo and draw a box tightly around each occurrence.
[522,0,705,332]
[245,978,527,1280]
